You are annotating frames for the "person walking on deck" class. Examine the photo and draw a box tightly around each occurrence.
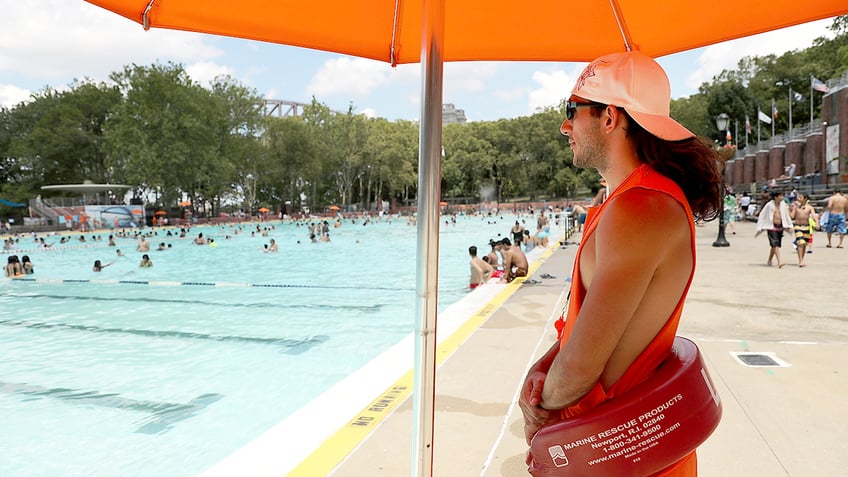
[790,193,816,266]
[823,189,847,248]
[755,190,793,268]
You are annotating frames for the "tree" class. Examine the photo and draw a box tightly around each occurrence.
[105,63,221,211]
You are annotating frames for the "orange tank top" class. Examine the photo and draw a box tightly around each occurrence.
[558,164,697,475]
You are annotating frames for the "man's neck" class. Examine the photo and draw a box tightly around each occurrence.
[598,144,641,192]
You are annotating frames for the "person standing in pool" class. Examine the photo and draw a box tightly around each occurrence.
[485,239,502,270]
[5,255,23,277]
[21,255,34,274]
[468,245,494,289]
[139,254,153,268]
[137,236,150,252]
[511,221,525,248]
[519,51,723,476]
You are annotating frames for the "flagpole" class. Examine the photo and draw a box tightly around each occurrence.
[757,110,761,145]
[810,75,814,124]
[771,98,775,138]
[789,88,793,139]
[735,120,738,149]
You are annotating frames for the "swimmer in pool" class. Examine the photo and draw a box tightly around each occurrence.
[93,260,114,272]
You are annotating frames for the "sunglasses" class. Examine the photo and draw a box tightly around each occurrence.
[565,100,607,120]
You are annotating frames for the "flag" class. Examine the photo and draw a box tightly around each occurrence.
[772,103,778,119]
[757,109,772,124]
[812,76,829,93]
[745,115,752,134]
[792,90,805,102]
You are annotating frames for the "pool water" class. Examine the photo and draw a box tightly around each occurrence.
[1,214,559,476]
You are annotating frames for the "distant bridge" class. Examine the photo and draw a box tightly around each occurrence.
[260,99,310,118]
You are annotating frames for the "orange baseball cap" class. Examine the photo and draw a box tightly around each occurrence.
[570,51,694,141]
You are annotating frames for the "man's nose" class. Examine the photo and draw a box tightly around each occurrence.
[560,119,571,136]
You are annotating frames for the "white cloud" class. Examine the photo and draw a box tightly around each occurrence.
[685,20,835,90]
[0,1,223,87]
[527,69,574,114]
[360,108,377,118]
[185,61,235,87]
[443,62,498,100]
[0,84,32,109]
[307,57,402,97]
[494,87,531,102]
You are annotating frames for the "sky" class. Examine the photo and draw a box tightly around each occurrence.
[0,2,841,122]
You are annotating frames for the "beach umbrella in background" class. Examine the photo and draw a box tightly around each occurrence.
[328,205,341,211]
[257,207,270,213]
[438,202,448,206]
[178,200,191,207]
[153,210,167,216]
[81,1,848,475]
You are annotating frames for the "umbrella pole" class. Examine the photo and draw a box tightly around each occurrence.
[412,0,445,475]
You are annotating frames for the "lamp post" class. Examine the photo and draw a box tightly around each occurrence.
[713,113,731,247]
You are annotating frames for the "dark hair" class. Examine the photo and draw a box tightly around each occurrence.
[469,245,478,256]
[501,238,511,246]
[623,113,723,222]
[770,190,782,199]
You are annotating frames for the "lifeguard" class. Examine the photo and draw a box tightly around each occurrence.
[519,51,725,476]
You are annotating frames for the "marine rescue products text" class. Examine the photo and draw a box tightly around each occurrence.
[557,393,684,454]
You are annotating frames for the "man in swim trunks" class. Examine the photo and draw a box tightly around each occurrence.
[519,51,723,476]
[755,190,793,268]
[571,203,587,232]
[468,245,494,289]
[790,193,816,266]
[511,221,525,248]
[499,238,528,283]
[823,189,847,248]
[485,239,502,270]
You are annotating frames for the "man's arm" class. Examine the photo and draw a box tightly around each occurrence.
[539,189,687,410]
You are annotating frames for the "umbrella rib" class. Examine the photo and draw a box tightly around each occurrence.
[390,0,402,66]
[608,0,634,52]
[142,0,156,30]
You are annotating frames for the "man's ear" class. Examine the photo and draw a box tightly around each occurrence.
[603,105,625,134]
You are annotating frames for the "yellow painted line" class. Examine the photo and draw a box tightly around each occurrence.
[287,231,570,476]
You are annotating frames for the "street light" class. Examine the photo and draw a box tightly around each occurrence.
[713,113,731,247]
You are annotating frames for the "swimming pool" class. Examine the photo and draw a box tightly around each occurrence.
[1,214,562,476]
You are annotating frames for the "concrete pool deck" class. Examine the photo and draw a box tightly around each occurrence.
[321,220,848,477]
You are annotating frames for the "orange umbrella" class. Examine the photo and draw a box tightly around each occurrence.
[178,200,191,207]
[328,205,340,211]
[153,210,167,216]
[258,207,269,213]
[83,1,847,64]
[438,201,448,206]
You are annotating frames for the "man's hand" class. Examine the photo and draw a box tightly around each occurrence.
[519,370,560,444]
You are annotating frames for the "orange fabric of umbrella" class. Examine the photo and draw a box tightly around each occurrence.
[84,0,848,64]
[178,201,191,207]
[438,201,448,206]
[328,205,341,210]
[258,207,270,213]
[154,210,167,215]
